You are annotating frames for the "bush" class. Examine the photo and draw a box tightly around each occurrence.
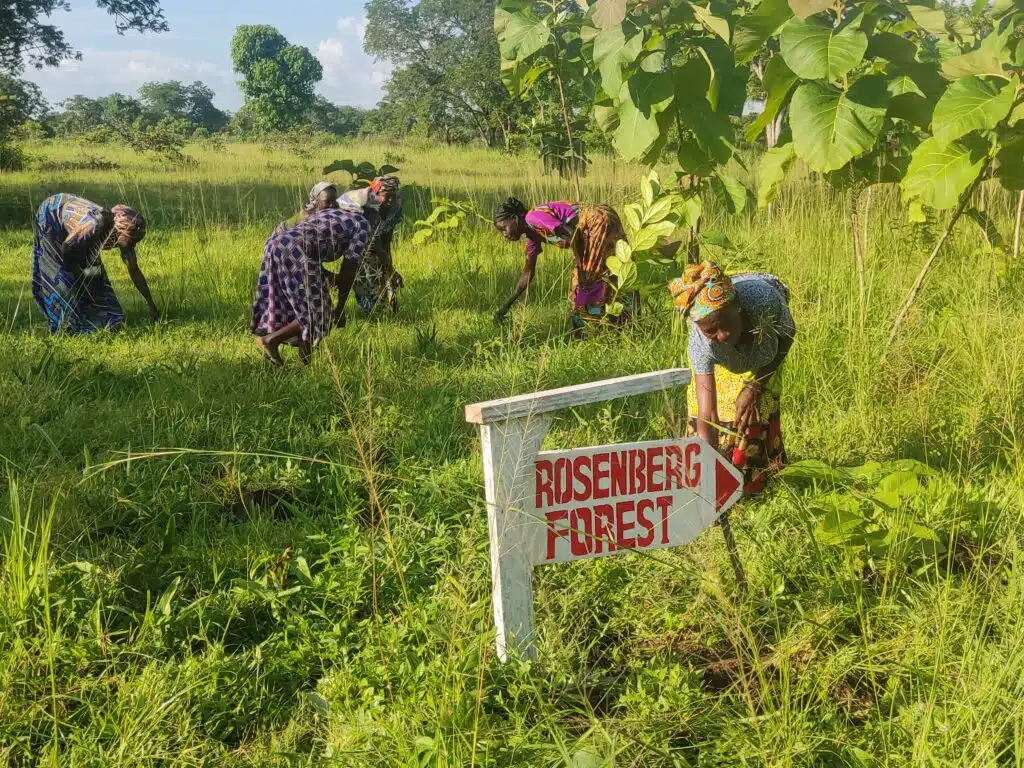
[11,120,48,143]
[0,143,25,171]
[124,117,191,164]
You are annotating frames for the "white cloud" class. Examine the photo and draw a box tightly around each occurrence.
[23,13,392,113]
[25,48,240,109]
[316,15,391,109]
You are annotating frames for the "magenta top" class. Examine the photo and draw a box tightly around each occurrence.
[523,201,580,261]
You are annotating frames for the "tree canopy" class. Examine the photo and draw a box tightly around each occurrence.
[230,25,323,133]
[139,80,229,133]
[0,75,47,140]
[364,0,518,146]
[1,0,168,75]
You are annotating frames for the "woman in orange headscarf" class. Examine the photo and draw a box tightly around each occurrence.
[670,261,796,495]
[31,193,157,333]
[340,175,403,315]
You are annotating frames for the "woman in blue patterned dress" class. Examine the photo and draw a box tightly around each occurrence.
[31,193,157,334]
[251,207,372,366]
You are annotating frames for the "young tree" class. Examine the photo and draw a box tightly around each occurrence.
[1,0,167,75]
[230,25,322,133]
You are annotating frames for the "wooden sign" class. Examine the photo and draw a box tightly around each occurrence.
[536,438,741,565]
[465,369,744,662]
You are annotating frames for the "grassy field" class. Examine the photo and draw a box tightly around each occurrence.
[1,138,1023,767]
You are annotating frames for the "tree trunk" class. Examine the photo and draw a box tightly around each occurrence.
[765,108,786,217]
[688,214,702,265]
[882,163,989,362]
[1014,190,1023,262]
[554,72,582,201]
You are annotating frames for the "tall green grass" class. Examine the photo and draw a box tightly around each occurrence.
[0,138,1021,766]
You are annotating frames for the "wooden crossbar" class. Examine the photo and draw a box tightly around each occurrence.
[465,368,692,425]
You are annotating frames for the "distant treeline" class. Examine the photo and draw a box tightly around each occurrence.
[0,76,376,144]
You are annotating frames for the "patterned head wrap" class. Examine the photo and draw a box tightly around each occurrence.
[369,176,399,197]
[668,261,736,320]
[111,205,146,246]
[494,196,527,223]
[306,182,338,213]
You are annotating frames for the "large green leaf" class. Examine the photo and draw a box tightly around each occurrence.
[1010,100,1024,127]
[594,25,627,96]
[887,72,934,128]
[593,100,619,133]
[497,7,550,61]
[757,142,797,208]
[615,73,674,161]
[674,58,733,167]
[995,134,1024,190]
[866,32,918,66]
[592,25,642,99]
[745,55,798,142]
[696,37,750,116]
[627,71,675,115]
[940,24,1013,79]
[688,2,731,41]
[592,0,627,29]
[907,3,949,37]
[790,76,889,172]
[734,0,794,63]
[711,171,748,214]
[931,75,1016,143]
[827,134,920,186]
[677,137,718,175]
[781,17,869,82]
[615,100,661,160]
[788,0,832,19]
[500,57,550,97]
[901,137,986,208]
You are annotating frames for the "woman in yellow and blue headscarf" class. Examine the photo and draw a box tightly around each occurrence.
[670,261,796,495]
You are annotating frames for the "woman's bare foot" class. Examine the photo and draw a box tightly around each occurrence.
[255,336,284,367]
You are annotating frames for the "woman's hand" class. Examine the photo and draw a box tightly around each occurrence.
[734,383,761,437]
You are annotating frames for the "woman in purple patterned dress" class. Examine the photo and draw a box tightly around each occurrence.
[251,207,371,366]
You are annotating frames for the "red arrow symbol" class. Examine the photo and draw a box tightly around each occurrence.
[715,454,742,511]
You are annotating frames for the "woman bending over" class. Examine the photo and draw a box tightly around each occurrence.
[670,261,796,495]
[492,197,635,336]
[31,193,157,333]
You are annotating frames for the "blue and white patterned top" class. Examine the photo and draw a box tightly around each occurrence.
[687,273,795,375]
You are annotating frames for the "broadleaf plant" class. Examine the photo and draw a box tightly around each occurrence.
[749,0,1024,357]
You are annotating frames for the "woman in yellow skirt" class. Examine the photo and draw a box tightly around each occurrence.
[670,262,795,495]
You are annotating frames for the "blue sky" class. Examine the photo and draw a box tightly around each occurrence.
[23,0,392,111]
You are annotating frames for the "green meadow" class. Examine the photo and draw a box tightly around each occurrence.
[0,138,1022,766]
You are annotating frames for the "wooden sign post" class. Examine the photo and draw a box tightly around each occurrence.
[465,369,744,662]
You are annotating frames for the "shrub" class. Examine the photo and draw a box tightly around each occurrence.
[0,143,25,171]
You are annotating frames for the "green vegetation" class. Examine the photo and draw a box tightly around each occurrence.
[1,138,1023,765]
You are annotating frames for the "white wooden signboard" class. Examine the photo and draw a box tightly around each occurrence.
[465,368,744,661]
